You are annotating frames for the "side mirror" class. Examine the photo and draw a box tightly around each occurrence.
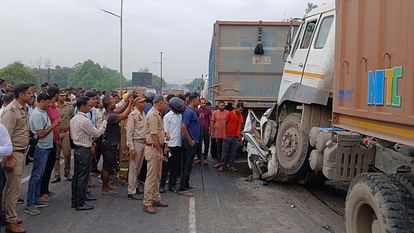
[283,26,294,62]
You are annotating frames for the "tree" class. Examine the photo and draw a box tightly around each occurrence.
[186,78,204,92]
[0,62,39,87]
[305,2,318,14]
[68,60,130,90]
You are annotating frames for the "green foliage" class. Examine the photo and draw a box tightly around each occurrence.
[185,78,204,92]
[68,60,130,90]
[0,62,39,87]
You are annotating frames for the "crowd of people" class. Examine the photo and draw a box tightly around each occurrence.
[0,80,244,233]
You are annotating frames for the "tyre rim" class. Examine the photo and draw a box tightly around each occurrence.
[281,127,298,157]
[355,200,379,233]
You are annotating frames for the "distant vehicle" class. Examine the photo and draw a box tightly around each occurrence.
[243,1,414,232]
[208,21,298,113]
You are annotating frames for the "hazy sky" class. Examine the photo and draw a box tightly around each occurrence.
[0,0,333,84]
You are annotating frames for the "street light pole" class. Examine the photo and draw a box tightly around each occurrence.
[160,51,163,94]
[101,0,123,91]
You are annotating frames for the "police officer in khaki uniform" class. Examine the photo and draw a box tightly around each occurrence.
[143,96,167,214]
[1,84,33,233]
[126,96,147,200]
[52,89,74,182]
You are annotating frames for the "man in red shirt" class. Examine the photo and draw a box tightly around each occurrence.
[218,103,243,172]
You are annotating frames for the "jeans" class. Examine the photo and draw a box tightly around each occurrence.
[221,136,239,166]
[180,141,197,191]
[215,138,224,162]
[41,143,57,195]
[72,146,91,207]
[196,129,210,160]
[27,147,50,206]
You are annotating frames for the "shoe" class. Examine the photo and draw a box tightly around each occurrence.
[34,201,49,208]
[40,194,50,203]
[217,166,224,172]
[88,183,98,188]
[143,205,156,214]
[5,223,25,233]
[17,198,24,205]
[159,187,165,193]
[202,159,209,165]
[153,200,168,207]
[85,193,97,201]
[76,203,94,211]
[213,163,221,168]
[51,177,61,183]
[16,219,22,224]
[128,194,142,200]
[24,205,40,215]
[193,158,200,164]
[90,172,99,177]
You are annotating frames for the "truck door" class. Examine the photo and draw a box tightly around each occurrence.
[279,15,321,100]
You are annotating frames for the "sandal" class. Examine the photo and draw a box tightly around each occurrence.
[177,190,193,197]
[102,189,118,195]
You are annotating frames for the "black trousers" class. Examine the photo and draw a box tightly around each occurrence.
[180,141,197,191]
[72,146,91,207]
[196,129,210,160]
[160,147,182,190]
[92,136,103,173]
[40,143,57,195]
[210,137,217,160]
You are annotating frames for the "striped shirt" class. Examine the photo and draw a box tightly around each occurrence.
[70,112,106,148]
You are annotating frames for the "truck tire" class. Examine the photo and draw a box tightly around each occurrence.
[275,113,309,177]
[346,173,414,233]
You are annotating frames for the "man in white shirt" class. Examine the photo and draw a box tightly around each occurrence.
[0,122,12,227]
[70,96,106,211]
[163,97,186,193]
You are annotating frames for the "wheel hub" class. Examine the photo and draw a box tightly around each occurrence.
[281,128,298,157]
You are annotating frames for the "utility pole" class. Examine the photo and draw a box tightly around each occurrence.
[160,51,163,94]
[120,0,123,91]
[101,0,123,91]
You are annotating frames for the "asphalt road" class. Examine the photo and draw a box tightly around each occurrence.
[2,159,346,233]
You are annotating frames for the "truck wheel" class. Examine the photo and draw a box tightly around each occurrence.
[275,113,309,177]
[346,173,414,233]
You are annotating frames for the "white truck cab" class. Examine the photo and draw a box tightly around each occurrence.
[279,3,335,101]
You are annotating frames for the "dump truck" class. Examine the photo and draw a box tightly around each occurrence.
[208,21,298,112]
[243,1,414,232]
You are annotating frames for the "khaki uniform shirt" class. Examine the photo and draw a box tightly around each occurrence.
[57,102,73,131]
[145,107,165,145]
[1,100,29,151]
[126,109,146,150]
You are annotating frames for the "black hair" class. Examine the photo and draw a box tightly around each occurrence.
[84,90,97,98]
[217,100,225,105]
[13,83,31,100]
[76,96,89,109]
[166,94,175,102]
[3,93,14,104]
[177,94,186,101]
[47,86,60,98]
[102,95,112,110]
[37,93,51,103]
[236,103,244,109]
[188,92,200,102]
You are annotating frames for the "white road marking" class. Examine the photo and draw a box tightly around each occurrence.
[21,158,65,184]
[189,197,196,233]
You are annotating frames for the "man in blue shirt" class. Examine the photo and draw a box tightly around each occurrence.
[179,93,200,195]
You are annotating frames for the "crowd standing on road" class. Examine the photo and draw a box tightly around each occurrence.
[0,79,244,233]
